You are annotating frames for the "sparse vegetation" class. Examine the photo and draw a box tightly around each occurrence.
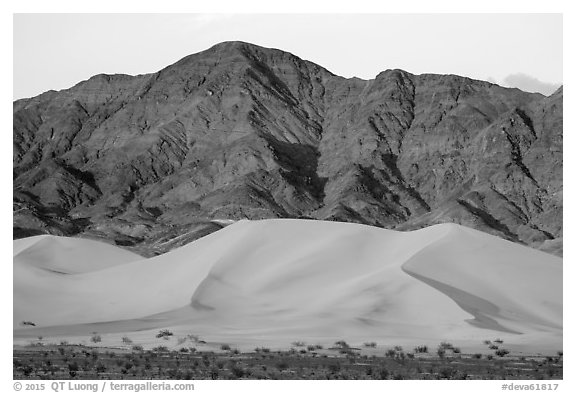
[439,342,454,350]
[156,329,173,339]
[334,340,350,349]
[90,334,102,343]
[13,342,562,380]
[121,336,133,345]
[364,342,377,348]
[414,345,428,353]
[436,348,446,359]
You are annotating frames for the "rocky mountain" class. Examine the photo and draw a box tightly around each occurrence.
[13,41,563,256]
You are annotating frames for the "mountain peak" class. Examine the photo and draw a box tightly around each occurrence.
[13,42,562,257]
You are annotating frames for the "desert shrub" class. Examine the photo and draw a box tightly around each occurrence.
[334,340,350,349]
[407,353,415,359]
[156,329,173,338]
[385,349,396,358]
[132,345,143,351]
[307,345,317,351]
[221,344,231,351]
[393,345,403,352]
[414,345,428,353]
[557,351,563,357]
[437,348,446,358]
[395,351,406,361]
[486,354,494,360]
[364,342,377,348]
[483,340,492,345]
[179,347,189,353]
[495,349,510,357]
[315,344,323,350]
[453,347,461,354]
[121,336,133,344]
[231,365,245,378]
[91,334,102,343]
[488,344,499,350]
[494,338,504,344]
[232,349,241,355]
[292,341,305,347]
[153,346,168,352]
[439,342,454,350]
[472,353,482,359]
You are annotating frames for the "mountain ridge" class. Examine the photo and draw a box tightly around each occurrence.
[13,41,563,256]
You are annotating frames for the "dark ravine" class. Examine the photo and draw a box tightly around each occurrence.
[13,41,563,256]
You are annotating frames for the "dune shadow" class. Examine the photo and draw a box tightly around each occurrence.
[401,267,521,334]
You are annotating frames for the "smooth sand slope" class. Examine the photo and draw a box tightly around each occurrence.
[13,220,562,353]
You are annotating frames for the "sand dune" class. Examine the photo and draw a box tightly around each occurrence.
[13,219,562,352]
[13,235,142,274]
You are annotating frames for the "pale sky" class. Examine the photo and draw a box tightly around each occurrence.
[13,13,563,99]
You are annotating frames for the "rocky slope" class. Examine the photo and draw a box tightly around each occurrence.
[13,41,563,256]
